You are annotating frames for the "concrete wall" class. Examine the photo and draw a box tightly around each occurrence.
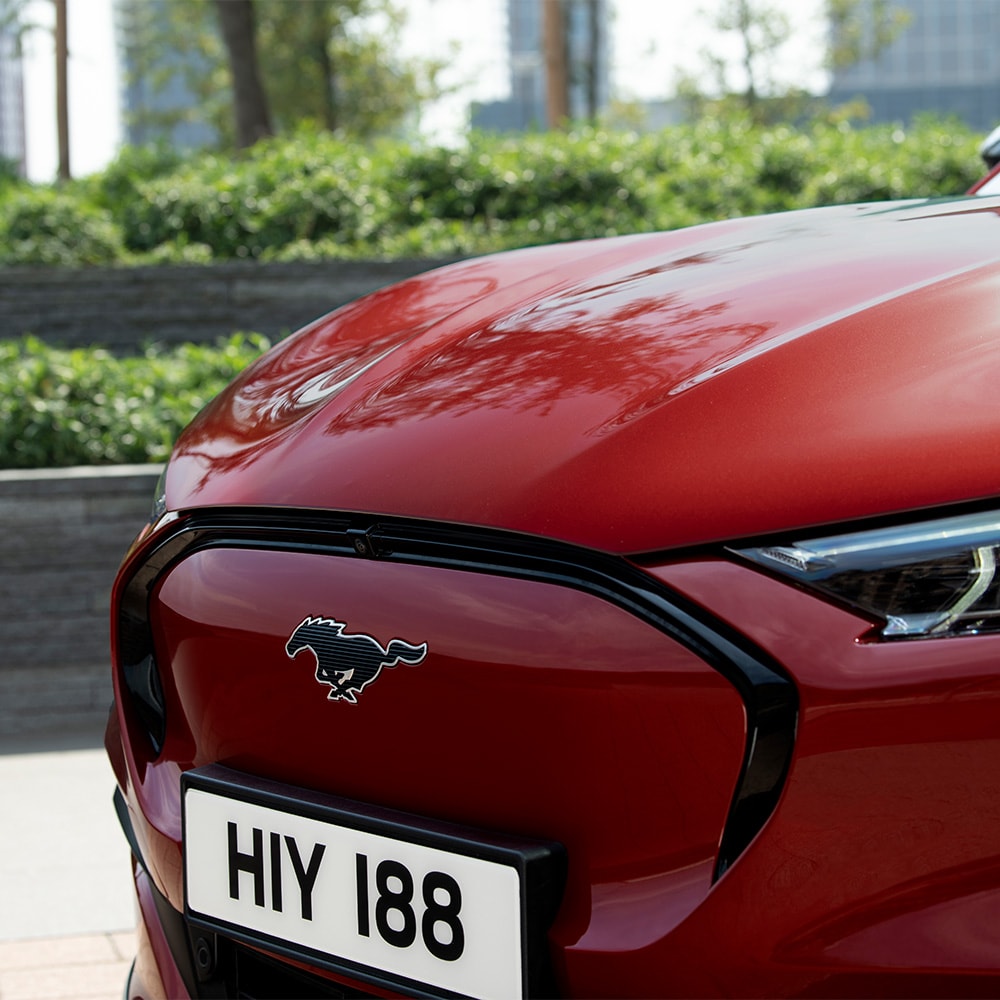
[0,258,455,351]
[0,465,160,736]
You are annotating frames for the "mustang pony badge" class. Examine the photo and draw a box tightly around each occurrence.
[285,616,428,704]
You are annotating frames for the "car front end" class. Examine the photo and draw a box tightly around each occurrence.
[109,198,1000,998]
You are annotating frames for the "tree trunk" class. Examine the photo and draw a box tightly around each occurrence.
[308,3,337,132]
[541,0,568,128]
[54,0,70,181]
[736,0,758,110]
[585,0,599,121]
[213,0,274,148]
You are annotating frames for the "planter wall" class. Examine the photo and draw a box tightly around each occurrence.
[0,258,454,351]
[0,465,159,736]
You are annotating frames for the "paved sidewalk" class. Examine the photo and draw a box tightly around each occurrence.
[0,726,137,1000]
[0,931,135,1000]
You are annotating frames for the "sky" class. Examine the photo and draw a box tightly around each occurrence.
[20,0,827,183]
[20,0,120,180]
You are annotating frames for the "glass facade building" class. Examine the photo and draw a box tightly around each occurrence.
[472,0,610,131]
[828,0,1000,130]
[0,24,26,176]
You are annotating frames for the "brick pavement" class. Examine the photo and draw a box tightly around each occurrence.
[0,932,135,1000]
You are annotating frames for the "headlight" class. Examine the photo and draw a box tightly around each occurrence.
[733,509,1000,638]
[150,462,168,523]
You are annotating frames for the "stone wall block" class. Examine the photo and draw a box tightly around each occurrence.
[0,258,453,352]
[0,466,160,736]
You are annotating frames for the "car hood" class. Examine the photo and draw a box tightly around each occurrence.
[168,198,1000,553]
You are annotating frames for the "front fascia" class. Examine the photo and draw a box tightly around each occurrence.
[112,507,796,909]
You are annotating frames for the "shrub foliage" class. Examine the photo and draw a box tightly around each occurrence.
[0,334,269,469]
[0,115,988,468]
[0,116,985,267]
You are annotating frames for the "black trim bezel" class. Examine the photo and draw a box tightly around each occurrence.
[116,507,798,880]
[114,787,205,997]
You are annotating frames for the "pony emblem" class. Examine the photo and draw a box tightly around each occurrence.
[285,616,427,704]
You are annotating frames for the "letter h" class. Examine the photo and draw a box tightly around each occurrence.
[228,822,265,907]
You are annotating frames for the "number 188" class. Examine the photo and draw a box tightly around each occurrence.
[356,854,465,961]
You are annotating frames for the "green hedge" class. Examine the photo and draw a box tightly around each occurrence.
[0,116,986,267]
[0,115,989,468]
[0,190,124,266]
[0,334,269,469]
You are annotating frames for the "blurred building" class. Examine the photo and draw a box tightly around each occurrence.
[116,0,217,149]
[0,22,26,176]
[828,0,1000,130]
[472,0,610,130]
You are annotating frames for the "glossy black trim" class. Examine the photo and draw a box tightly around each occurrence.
[113,786,144,865]
[117,507,798,878]
[114,787,205,998]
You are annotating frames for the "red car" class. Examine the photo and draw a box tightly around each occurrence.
[970,163,1000,196]
[108,196,1000,998]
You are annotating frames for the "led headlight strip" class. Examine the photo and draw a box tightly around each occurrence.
[734,509,1000,638]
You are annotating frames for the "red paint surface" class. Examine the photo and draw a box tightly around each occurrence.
[108,538,1000,996]
[168,199,1000,551]
[643,557,1000,997]
[108,200,1000,996]
[127,548,745,966]
[969,162,1000,194]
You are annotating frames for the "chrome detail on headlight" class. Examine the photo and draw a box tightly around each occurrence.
[150,463,168,523]
[734,510,1000,638]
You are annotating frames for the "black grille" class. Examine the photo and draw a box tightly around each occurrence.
[216,937,377,1000]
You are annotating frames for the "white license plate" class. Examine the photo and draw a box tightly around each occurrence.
[183,767,556,1000]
